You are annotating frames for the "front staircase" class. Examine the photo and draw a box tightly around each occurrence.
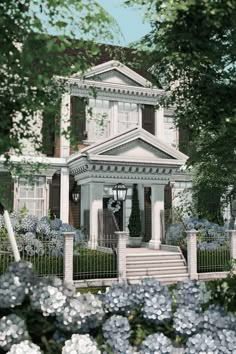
[126,246,189,284]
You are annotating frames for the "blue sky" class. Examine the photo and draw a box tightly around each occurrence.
[96,0,151,46]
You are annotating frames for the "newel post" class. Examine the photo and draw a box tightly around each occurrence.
[115,231,127,282]
[186,229,198,280]
[229,230,236,259]
[63,232,75,283]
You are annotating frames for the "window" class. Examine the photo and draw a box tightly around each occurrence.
[86,99,111,141]
[18,177,45,218]
[118,102,139,133]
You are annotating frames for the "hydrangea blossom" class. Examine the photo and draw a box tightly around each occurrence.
[57,293,104,333]
[60,223,75,233]
[47,238,63,256]
[62,334,101,354]
[102,315,131,353]
[24,238,44,256]
[21,232,36,243]
[166,223,185,245]
[174,280,210,310]
[36,218,51,236]
[21,215,38,233]
[185,332,218,353]
[202,305,236,333]
[215,329,236,352]
[0,271,26,308]
[140,333,173,354]
[173,307,202,336]
[0,315,29,351]
[7,340,42,354]
[50,218,62,231]
[8,261,36,288]
[103,282,134,314]
[142,293,172,324]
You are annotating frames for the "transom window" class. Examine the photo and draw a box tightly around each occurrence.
[18,177,45,218]
[118,102,139,133]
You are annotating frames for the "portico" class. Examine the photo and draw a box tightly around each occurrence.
[68,127,187,249]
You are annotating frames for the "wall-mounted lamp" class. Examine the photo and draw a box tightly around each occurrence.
[71,184,80,203]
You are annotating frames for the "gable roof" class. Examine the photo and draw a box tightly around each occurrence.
[68,127,188,166]
[81,60,153,88]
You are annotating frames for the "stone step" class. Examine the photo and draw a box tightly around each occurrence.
[127,273,189,285]
[126,259,186,268]
[126,266,188,276]
[126,254,183,262]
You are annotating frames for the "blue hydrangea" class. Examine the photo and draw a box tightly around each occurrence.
[173,307,202,336]
[21,215,38,233]
[185,332,218,353]
[103,282,134,314]
[50,218,62,231]
[62,334,101,354]
[60,223,75,233]
[142,293,172,324]
[102,315,131,353]
[0,315,29,351]
[166,223,185,245]
[36,219,51,236]
[24,238,44,256]
[174,280,210,310]
[140,333,173,354]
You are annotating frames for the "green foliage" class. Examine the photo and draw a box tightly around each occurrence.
[126,0,236,211]
[0,0,118,166]
[128,184,142,238]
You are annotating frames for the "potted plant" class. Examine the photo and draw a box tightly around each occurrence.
[128,184,142,247]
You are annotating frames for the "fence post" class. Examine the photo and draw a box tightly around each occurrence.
[115,231,127,282]
[229,230,236,259]
[186,229,198,280]
[63,232,75,283]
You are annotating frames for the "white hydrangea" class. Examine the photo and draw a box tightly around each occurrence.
[62,334,101,354]
[7,340,42,354]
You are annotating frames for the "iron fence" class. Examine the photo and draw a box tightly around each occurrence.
[0,235,63,278]
[73,234,118,280]
[197,232,231,273]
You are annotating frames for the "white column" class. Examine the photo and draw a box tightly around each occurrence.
[89,182,103,248]
[229,230,236,259]
[155,107,164,140]
[60,94,71,157]
[63,232,75,283]
[149,184,165,249]
[186,230,198,280]
[138,184,145,234]
[115,231,127,282]
[60,167,69,223]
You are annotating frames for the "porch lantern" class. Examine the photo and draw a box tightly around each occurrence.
[112,183,128,202]
[71,184,80,203]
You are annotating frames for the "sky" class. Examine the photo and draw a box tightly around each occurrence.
[96,0,151,46]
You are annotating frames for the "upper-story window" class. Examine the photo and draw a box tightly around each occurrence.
[86,99,111,141]
[117,102,139,134]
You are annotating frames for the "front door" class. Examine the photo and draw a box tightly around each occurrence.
[103,197,123,231]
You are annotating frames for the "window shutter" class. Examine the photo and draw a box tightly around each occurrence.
[0,173,13,211]
[142,105,155,135]
[178,128,190,155]
[49,174,60,218]
[70,96,87,144]
[42,100,60,157]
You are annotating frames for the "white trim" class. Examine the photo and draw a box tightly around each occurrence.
[74,60,153,88]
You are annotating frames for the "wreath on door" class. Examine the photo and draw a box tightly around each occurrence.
[107,198,121,214]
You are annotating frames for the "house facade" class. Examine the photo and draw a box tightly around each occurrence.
[0,59,191,248]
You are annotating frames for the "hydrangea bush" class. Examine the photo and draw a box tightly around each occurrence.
[0,212,84,256]
[0,262,236,353]
[166,216,229,252]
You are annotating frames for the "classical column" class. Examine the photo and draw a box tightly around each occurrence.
[60,94,71,158]
[89,182,104,248]
[149,184,165,249]
[155,107,164,140]
[115,231,128,282]
[60,167,69,223]
[138,184,145,235]
[186,229,198,280]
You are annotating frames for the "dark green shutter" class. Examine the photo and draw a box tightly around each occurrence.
[142,105,155,135]
[42,100,60,156]
[0,173,14,211]
[70,96,87,144]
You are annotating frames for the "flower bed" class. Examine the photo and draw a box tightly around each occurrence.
[0,261,236,353]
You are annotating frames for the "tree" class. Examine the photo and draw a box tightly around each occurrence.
[128,184,142,237]
[126,0,236,220]
[0,0,118,162]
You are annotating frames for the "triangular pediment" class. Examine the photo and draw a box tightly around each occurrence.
[103,139,172,159]
[78,128,188,165]
[77,60,152,87]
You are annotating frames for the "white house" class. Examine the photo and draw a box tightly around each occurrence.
[0,59,191,249]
